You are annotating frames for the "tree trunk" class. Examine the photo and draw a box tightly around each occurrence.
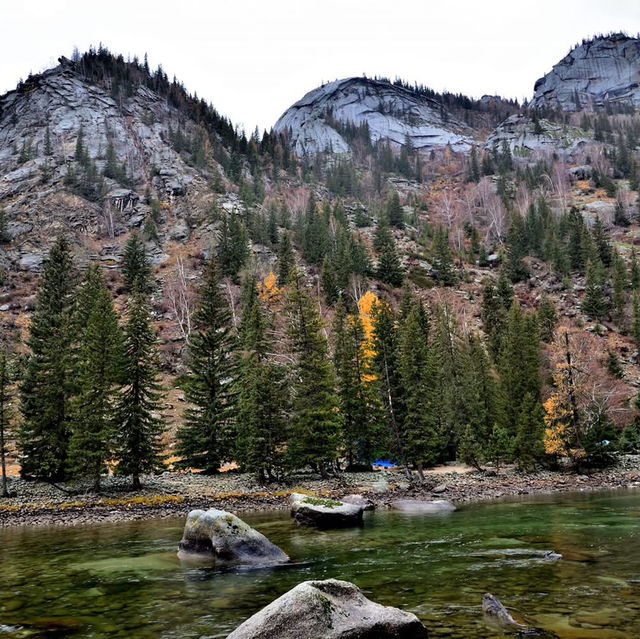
[132,474,142,490]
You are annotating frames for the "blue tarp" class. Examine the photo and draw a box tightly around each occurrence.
[373,460,398,468]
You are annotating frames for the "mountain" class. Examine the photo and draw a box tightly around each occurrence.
[530,33,640,111]
[273,77,474,156]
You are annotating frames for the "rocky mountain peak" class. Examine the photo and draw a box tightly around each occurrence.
[530,33,640,111]
[273,76,473,156]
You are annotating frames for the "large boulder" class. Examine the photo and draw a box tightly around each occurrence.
[226,579,429,639]
[290,494,364,528]
[341,493,375,511]
[391,500,456,514]
[178,508,289,566]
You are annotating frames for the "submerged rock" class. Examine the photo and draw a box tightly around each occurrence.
[290,495,364,528]
[482,593,527,631]
[178,508,289,566]
[391,499,456,514]
[226,578,429,639]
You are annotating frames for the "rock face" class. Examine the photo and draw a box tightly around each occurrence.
[178,509,289,566]
[341,493,375,511]
[274,77,471,155]
[226,579,429,639]
[391,499,456,514]
[530,34,640,111]
[290,494,364,528]
[485,113,589,155]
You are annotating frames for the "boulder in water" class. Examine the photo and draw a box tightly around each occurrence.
[341,493,375,511]
[391,499,456,514]
[226,578,429,639]
[290,495,364,528]
[178,508,289,566]
[482,593,527,630]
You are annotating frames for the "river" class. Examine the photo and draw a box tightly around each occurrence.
[1,489,640,637]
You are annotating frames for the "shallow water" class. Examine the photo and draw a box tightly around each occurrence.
[1,489,640,638]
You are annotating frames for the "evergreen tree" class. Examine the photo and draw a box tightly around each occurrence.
[0,208,10,243]
[432,226,456,286]
[538,295,557,343]
[371,298,409,478]
[286,272,341,474]
[633,292,640,348]
[177,258,237,473]
[468,146,480,182]
[332,298,379,468]
[630,249,640,290]
[374,216,403,287]
[321,256,339,305]
[498,301,541,435]
[612,250,628,327]
[398,301,439,478]
[582,259,608,321]
[19,236,77,480]
[513,393,545,471]
[481,279,508,359]
[236,298,289,480]
[0,349,13,497]
[68,267,123,489]
[591,216,612,267]
[115,290,164,489]
[122,232,152,294]
[277,231,295,286]
[505,211,530,282]
[458,334,501,470]
[217,214,249,280]
[386,191,404,229]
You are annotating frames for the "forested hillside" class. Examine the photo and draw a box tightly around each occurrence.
[3,39,640,490]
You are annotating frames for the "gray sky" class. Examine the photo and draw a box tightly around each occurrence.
[1,0,639,133]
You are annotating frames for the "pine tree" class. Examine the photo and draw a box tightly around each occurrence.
[374,216,403,287]
[277,231,295,286]
[122,232,152,294]
[68,267,123,489]
[371,298,409,478]
[321,255,339,305]
[538,295,557,343]
[19,236,77,480]
[498,301,541,434]
[582,259,608,321]
[0,208,10,243]
[398,301,439,478]
[481,279,507,359]
[591,216,612,268]
[286,272,341,474]
[177,258,237,473]
[612,250,628,327]
[633,292,640,348]
[236,298,289,481]
[115,290,164,489]
[432,226,456,286]
[217,214,249,280]
[332,298,379,468]
[513,393,545,471]
[0,349,13,497]
[386,191,404,229]
[458,334,500,470]
[505,211,530,282]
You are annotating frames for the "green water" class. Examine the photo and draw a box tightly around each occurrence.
[2,490,640,638]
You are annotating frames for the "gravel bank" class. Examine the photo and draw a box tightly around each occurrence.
[2,457,640,528]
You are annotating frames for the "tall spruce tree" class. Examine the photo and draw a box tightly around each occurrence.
[513,392,545,471]
[332,298,379,468]
[432,226,456,286]
[386,191,404,229]
[371,298,409,477]
[582,259,608,321]
[374,216,403,287]
[277,231,295,286]
[122,232,152,294]
[398,301,440,479]
[68,267,123,489]
[177,258,237,472]
[217,214,249,280]
[236,297,289,480]
[19,236,76,480]
[115,290,164,489]
[0,349,13,497]
[286,272,341,474]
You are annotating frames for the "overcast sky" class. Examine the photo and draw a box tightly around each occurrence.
[1,0,639,133]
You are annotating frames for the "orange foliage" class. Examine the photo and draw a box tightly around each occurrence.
[358,291,379,382]
[259,271,281,303]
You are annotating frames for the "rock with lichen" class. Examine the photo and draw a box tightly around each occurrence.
[178,508,289,566]
[226,579,429,639]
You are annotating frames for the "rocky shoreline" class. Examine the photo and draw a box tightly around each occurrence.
[2,457,640,528]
